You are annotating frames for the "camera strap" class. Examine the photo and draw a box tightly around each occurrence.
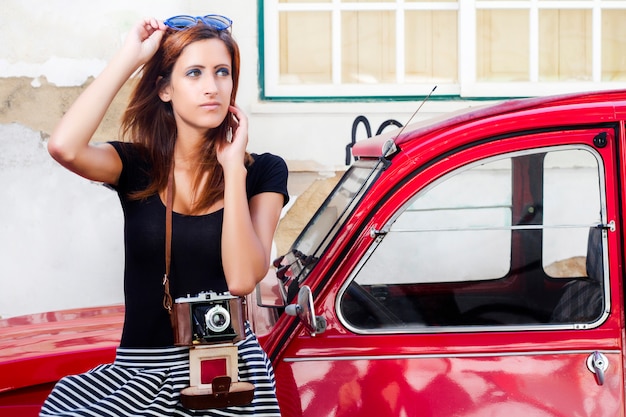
[163,164,175,314]
[160,163,254,410]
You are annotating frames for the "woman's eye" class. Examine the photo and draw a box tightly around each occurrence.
[186,69,201,77]
[217,67,230,77]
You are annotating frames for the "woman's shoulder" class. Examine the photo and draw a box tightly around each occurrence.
[108,141,152,169]
[107,141,152,192]
[249,152,287,171]
[248,152,288,181]
[247,152,289,204]
[109,141,147,160]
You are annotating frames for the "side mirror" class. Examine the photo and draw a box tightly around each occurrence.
[285,285,327,336]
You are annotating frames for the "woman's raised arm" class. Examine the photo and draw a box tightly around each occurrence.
[47,18,166,185]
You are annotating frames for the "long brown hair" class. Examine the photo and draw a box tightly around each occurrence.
[120,24,246,212]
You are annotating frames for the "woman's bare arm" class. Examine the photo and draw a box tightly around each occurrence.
[47,18,166,184]
[219,106,285,295]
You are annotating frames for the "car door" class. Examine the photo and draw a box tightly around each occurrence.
[273,127,624,417]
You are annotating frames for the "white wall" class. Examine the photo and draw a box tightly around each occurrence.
[0,123,125,317]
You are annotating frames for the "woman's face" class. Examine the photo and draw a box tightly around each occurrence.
[160,38,233,136]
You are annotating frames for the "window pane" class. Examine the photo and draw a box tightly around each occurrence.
[357,158,513,286]
[477,10,529,81]
[542,149,601,276]
[602,10,626,81]
[539,10,592,81]
[340,146,606,332]
[342,11,396,84]
[279,12,332,84]
[405,10,458,83]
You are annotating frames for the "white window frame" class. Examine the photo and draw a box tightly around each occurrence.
[262,0,626,99]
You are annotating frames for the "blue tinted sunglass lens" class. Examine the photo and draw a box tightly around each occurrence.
[164,14,232,31]
[164,16,197,30]
[200,15,232,30]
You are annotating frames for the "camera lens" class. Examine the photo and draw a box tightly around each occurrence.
[205,305,231,333]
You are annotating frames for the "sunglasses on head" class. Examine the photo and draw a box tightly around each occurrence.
[164,14,232,31]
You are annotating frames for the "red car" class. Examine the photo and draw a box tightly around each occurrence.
[2,89,626,416]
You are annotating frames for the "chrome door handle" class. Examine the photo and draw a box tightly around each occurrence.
[586,351,609,386]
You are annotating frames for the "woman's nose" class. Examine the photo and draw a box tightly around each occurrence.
[203,76,218,95]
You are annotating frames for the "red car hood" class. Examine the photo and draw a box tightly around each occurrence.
[0,305,123,395]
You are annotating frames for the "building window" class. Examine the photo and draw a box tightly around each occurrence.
[261,0,626,99]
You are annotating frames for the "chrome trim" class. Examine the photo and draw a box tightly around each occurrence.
[587,351,610,385]
[283,349,622,363]
[339,320,608,336]
[336,143,612,335]
[390,223,610,233]
[382,139,397,158]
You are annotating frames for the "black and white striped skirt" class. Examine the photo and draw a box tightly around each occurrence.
[40,322,281,416]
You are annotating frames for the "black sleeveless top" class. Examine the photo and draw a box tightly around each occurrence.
[109,141,289,347]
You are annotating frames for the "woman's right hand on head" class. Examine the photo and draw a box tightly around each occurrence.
[122,18,167,67]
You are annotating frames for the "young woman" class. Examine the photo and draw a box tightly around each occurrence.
[40,15,287,416]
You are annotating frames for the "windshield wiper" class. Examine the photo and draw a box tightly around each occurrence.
[272,250,320,302]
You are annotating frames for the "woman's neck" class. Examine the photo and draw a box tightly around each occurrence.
[173,134,204,169]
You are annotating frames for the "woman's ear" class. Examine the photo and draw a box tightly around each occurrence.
[157,76,171,102]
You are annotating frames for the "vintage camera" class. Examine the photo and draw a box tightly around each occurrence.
[174,291,246,345]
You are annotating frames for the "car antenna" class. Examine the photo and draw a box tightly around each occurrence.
[393,85,437,141]
[379,85,437,164]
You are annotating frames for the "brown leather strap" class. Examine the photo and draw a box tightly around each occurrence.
[180,379,255,410]
[163,164,175,313]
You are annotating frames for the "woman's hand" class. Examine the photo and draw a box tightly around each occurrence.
[121,18,167,68]
[217,104,249,171]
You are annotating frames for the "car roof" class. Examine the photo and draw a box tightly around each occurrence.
[352,89,626,159]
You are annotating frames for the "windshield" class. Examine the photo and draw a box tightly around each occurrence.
[279,159,385,301]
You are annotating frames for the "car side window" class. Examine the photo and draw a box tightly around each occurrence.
[339,147,606,332]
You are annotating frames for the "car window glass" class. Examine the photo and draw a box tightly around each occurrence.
[543,150,601,276]
[381,158,512,284]
[293,163,378,258]
[339,146,606,332]
[282,159,384,298]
